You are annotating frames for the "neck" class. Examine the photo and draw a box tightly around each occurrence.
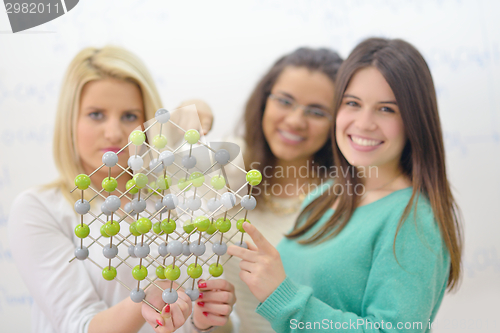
[357,163,402,191]
[269,157,316,197]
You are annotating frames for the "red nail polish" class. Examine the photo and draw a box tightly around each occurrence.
[156,319,163,327]
[199,292,203,299]
[197,301,205,307]
[203,311,209,317]
[164,304,170,313]
[199,282,207,288]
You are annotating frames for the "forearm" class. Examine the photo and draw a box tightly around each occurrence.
[88,296,145,333]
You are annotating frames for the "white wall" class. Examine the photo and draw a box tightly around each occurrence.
[0,0,499,331]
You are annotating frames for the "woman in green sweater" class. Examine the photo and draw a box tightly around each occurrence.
[228,37,463,332]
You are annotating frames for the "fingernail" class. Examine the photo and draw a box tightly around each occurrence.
[203,311,209,317]
[156,319,163,327]
[197,301,205,307]
[163,304,170,313]
[198,282,207,288]
[199,292,203,299]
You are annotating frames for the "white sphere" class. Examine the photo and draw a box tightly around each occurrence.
[187,196,202,211]
[207,198,221,212]
[221,192,236,209]
[128,155,143,171]
[159,151,175,167]
[163,194,178,210]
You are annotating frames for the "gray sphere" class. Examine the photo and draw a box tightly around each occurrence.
[101,202,112,216]
[162,289,178,304]
[130,288,146,303]
[128,244,137,258]
[158,242,169,257]
[102,151,118,167]
[221,192,236,209]
[212,242,227,256]
[241,195,257,210]
[162,194,178,210]
[189,242,206,256]
[182,242,191,256]
[167,240,183,257]
[185,288,200,301]
[134,243,150,258]
[159,151,175,167]
[103,244,118,259]
[124,202,134,215]
[155,200,167,213]
[74,246,89,260]
[214,149,230,165]
[155,108,170,123]
[131,198,146,213]
[104,195,121,212]
[149,159,163,175]
[74,199,90,215]
[236,241,248,249]
[128,155,143,171]
[187,196,201,211]
[207,198,221,212]
[181,155,197,169]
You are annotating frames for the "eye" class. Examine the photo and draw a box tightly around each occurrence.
[89,111,104,120]
[345,101,359,107]
[380,106,395,113]
[305,107,328,118]
[277,97,294,107]
[122,112,139,122]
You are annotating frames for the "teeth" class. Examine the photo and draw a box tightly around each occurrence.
[280,130,304,142]
[350,135,381,146]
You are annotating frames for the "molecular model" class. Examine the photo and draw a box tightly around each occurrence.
[70,107,262,314]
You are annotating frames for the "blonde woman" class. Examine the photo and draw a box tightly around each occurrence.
[8,46,235,333]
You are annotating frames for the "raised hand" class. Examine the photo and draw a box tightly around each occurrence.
[193,278,236,330]
[227,222,286,302]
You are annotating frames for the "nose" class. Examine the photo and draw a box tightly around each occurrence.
[283,106,307,130]
[104,115,125,144]
[354,109,377,131]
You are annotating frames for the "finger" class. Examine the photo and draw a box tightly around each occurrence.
[196,301,232,317]
[170,303,187,330]
[246,240,258,251]
[239,259,254,273]
[201,312,230,327]
[197,290,234,305]
[201,118,212,135]
[227,244,258,261]
[242,222,274,253]
[198,278,234,293]
[159,304,175,332]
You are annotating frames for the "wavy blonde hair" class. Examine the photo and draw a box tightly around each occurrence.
[47,46,163,204]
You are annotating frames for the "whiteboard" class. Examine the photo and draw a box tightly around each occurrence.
[0,0,499,332]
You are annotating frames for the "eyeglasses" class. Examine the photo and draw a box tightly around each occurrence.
[268,93,333,122]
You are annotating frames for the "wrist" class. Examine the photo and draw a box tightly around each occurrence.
[191,315,215,333]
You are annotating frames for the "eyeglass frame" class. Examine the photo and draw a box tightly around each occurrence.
[267,93,333,122]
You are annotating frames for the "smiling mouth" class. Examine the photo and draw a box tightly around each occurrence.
[349,135,383,146]
[279,130,305,142]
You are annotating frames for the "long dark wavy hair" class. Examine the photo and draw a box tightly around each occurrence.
[243,47,343,199]
[286,38,463,291]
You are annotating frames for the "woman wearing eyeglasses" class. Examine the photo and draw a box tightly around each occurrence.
[215,48,343,333]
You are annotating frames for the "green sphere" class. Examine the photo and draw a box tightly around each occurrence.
[100,224,111,238]
[102,266,117,281]
[183,222,195,234]
[177,177,190,190]
[129,130,146,146]
[126,179,139,194]
[194,216,210,232]
[187,263,203,279]
[157,175,172,190]
[153,222,162,235]
[189,172,205,187]
[156,266,166,279]
[165,264,181,281]
[129,223,141,237]
[105,220,120,236]
[136,217,152,234]
[132,265,148,280]
[74,224,90,238]
[184,129,200,144]
[246,170,262,186]
[210,175,226,190]
[216,218,231,233]
[153,134,167,149]
[206,222,217,235]
[133,173,148,189]
[102,177,118,192]
[160,219,176,234]
[147,181,159,196]
[209,263,223,277]
[75,174,91,190]
[236,218,250,233]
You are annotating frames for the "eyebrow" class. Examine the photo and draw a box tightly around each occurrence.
[343,94,398,105]
[275,90,330,110]
[85,106,143,113]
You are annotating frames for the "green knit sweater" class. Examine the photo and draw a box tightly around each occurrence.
[256,183,450,332]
